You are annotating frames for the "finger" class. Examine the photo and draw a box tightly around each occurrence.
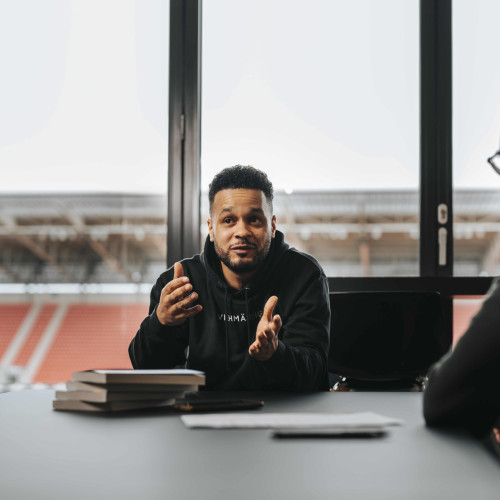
[173,262,184,280]
[493,428,500,444]
[177,304,203,318]
[175,291,200,311]
[261,324,279,341]
[249,339,261,351]
[257,330,269,347]
[272,314,282,333]
[161,276,189,299]
[263,296,278,322]
[163,282,193,305]
[249,343,260,355]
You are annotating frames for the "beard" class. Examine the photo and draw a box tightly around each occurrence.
[213,237,272,274]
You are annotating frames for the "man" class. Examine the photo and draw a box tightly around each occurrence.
[129,165,330,391]
[424,148,500,440]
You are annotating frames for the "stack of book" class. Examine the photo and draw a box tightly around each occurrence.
[53,369,205,412]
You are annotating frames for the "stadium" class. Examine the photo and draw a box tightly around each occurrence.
[1,189,496,390]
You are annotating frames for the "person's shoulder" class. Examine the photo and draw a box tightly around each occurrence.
[281,246,326,277]
[155,254,205,287]
[488,277,500,295]
[285,246,324,269]
[180,253,204,271]
[473,276,500,307]
[272,247,329,301]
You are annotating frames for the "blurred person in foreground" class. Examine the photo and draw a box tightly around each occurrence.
[129,165,330,391]
[424,144,500,445]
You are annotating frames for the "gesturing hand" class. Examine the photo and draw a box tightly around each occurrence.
[249,296,282,361]
[156,262,202,326]
[493,428,500,444]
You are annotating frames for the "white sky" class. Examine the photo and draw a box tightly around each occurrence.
[0,0,499,194]
[0,0,169,194]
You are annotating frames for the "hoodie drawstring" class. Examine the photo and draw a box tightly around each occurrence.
[224,287,252,374]
[244,287,252,345]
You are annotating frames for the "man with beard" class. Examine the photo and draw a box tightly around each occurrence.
[129,165,330,390]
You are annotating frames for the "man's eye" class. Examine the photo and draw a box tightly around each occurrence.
[223,218,233,224]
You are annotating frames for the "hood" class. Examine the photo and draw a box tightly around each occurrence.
[201,230,289,296]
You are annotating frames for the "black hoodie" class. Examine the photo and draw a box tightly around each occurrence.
[129,231,330,391]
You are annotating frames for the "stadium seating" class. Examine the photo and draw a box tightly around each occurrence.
[0,298,147,385]
[0,304,31,359]
[0,295,486,387]
[452,297,483,346]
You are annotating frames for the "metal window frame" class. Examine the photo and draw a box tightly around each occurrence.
[420,0,453,278]
[167,0,202,267]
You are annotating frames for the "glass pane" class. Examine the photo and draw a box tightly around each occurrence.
[0,0,168,390]
[453,0,500,276]
[201,0,419,276]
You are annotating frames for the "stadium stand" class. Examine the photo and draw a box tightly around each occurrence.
[0,294,485,389]
[0,304,31,359]
[0,297,148,388]
[453,297,484,346]
[0,191,497,390]
[14,303,58,367]
[34,302,145,383]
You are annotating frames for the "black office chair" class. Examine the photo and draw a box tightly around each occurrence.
[328,291,449,391]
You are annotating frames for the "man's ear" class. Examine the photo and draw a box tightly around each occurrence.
[271,215,277,238]
[207,218,214,242]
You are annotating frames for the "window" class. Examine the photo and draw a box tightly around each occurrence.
[453,0,500,277]
[201,0,419,276]
[0,0,169,389]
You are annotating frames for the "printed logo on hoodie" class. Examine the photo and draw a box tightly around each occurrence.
[218,310,263,323]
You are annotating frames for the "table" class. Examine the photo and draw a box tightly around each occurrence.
[0,389,499,500]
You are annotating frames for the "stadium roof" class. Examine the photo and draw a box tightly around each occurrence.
[1,189,500,285]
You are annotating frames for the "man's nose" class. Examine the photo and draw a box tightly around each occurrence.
[234,220,251,237]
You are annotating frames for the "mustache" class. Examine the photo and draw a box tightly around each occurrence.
[229,241,256,249]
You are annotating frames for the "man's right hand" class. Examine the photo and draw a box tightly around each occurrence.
[156,262,202,326]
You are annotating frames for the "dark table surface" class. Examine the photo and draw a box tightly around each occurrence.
[1,389,499,500]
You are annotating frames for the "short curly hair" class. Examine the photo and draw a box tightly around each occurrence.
[208,165,274,214]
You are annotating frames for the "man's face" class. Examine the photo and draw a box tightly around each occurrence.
[207,189,276,275]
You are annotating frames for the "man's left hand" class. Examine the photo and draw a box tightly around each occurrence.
[249,296,282,361]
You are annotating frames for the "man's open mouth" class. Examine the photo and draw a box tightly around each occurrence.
[230,244,256,253]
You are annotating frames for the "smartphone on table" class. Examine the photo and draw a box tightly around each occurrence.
[172,399,264,412]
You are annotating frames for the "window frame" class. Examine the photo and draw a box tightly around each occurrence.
[167,0,494,346]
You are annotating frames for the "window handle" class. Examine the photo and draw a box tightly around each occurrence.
[437,203,448,224]
[438,227,447,266]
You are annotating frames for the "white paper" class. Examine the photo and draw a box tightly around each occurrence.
[181,411,403,429]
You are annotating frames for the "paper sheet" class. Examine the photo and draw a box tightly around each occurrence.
[181,411,403,429]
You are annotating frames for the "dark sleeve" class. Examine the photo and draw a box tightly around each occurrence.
[423,278,500,437]
[226,269,330,392]
[128,273,189,369]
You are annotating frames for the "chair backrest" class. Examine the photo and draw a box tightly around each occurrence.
[328,291,448,382]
